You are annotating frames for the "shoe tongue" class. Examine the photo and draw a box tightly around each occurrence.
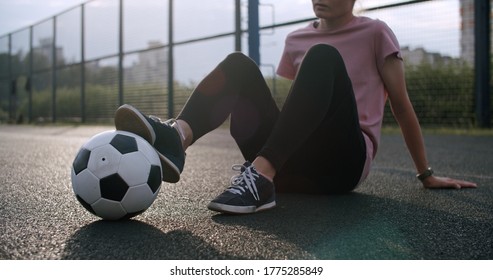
[242,161,252,171]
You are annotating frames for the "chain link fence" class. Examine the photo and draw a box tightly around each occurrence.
[0,0,491,127]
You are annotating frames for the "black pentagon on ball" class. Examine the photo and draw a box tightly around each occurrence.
[147,165,162,193]
[73,148,91,175]
[100,173,130,201]
[110,133,138,155]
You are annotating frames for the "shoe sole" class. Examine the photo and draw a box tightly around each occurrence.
[114,104,181,183]
[207,201,276,214]
[157,153,181,183]
[115,104,156,144]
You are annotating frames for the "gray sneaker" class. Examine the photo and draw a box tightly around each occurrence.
[114,104,185,183]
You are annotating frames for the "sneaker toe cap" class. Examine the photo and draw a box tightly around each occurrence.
[211,192,250,206]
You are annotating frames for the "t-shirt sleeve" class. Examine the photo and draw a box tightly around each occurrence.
[276,41,297,80]
[375,20,402,72]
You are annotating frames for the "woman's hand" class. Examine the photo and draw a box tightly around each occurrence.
[422,176,477,189]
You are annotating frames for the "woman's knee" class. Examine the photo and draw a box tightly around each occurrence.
[307,44,339,56]
[223,52,257,69]
[220,52,261,82]
[303,44,344,66]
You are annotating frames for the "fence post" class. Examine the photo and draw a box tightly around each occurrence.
[7,33,13,122]
[248,0,260,65]
[474,0,491,128]
[167,0,174,118]
[52,16,57,123]
[118,0,124,107]
[235,0,242,52]
[28,26,33,123]
[81,3,86,123]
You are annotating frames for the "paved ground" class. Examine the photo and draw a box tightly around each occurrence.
[0,124,492,260]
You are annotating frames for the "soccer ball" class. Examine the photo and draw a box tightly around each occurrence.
[71,130,162,220]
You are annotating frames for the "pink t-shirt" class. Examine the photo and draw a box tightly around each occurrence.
[277,16,401,183]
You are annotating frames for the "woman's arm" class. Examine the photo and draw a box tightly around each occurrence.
[381,55,477,189]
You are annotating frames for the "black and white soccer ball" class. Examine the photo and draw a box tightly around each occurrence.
[71,130,162,220]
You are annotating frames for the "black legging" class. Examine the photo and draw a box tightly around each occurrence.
[178,44,366,194]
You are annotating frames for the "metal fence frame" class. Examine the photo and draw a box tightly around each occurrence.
[0,0,491,127]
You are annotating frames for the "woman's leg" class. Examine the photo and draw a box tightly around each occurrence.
[114,53,277,184]
[258,44,367,194]
[207,44,366,213]
[177,52,279,161]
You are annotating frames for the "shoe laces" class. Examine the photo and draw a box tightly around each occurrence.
[228,163,260,200]
[149,115,164,123]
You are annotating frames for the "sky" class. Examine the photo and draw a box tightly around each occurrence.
[0,0,461,82]
[0,0,86,35]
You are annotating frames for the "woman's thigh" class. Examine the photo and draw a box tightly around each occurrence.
[275,92,367,194]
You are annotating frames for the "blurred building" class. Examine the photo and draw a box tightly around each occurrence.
[401,46,456,67]
[33,37,64,65]
[460,0,493,65]
[125,41,168,86]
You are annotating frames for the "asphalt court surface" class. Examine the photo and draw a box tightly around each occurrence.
[0,124,492,259]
